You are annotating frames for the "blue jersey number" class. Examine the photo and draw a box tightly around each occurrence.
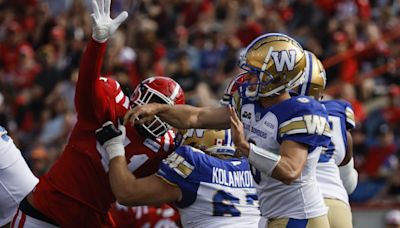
[213,190,241,216]
[319,116,345,163]
[213,190,257,217]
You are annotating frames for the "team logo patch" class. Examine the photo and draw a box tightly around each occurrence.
[271,50,297,72]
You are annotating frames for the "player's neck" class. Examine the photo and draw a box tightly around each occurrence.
[259,92,290,108]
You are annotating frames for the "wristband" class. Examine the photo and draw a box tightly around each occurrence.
[248,143,281,176]
[105,143,125,161]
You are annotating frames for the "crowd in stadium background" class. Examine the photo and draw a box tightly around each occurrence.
[0,0,399,216]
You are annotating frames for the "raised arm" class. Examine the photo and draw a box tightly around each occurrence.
[74,0,128,122]
[125,103,231,130]
[75,38,107,121]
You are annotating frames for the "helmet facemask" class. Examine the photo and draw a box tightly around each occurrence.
[131,83,173,139]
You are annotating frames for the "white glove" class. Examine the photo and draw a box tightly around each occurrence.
[96,121,126,160]
[91,0,128,43]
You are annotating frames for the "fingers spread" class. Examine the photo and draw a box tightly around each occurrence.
[105,0,111,16]
[92,0,100,17]
[98,0,104,15]
[113,11,128,25]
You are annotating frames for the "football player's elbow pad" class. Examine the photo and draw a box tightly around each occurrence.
[339,158,358,194]
[248,143,281,176]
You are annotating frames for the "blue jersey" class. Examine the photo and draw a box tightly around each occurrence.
[320,99,355,165]
[236,95,330,219]
[316,99,356,204]
[157,146,260,228]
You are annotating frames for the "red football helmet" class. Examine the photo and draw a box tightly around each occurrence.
[131,76,185,138]
[220,74,247,106]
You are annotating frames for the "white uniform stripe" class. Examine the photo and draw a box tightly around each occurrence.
[170,83,181,101]
[301,52,311,96]
[226,129,232,146]
[163,132,170,152]
[115,90,124,103]
[259,47,274,78]
[346,119,355,128]
[123,96,130,109]
[345,107,354,115]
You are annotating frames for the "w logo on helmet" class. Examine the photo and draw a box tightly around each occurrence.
[271,50,297,72]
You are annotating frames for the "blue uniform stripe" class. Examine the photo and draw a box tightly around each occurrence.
[286,218,308,228]
[224,129,229,146]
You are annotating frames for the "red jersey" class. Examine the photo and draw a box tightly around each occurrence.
[32,39,175,227]
[109,203,180,228]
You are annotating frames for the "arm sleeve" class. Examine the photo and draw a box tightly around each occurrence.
[75,38,109,124]
[339,158,358,194]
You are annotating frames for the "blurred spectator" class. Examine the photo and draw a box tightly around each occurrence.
[381,86,400,134]
[375,165,400,203]
[352,124,369,167]
[361,123,398,178]
[38,95,75,148]
[235,9,262,46]
[34,45,62,96]
[341,83,366,123]
[29,146,50,177]
[171,51,216,106]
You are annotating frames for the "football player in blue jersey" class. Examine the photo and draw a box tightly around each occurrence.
[293,50,358,228]
[95,125,261,228]
[125,33,332,228]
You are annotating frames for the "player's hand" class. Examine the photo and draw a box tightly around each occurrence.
[229,106,249,156]
[124,103,163,126]
[91,0,128,43]
[96,120,126,160]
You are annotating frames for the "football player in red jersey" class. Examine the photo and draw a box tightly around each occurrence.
[11,0,184,227]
